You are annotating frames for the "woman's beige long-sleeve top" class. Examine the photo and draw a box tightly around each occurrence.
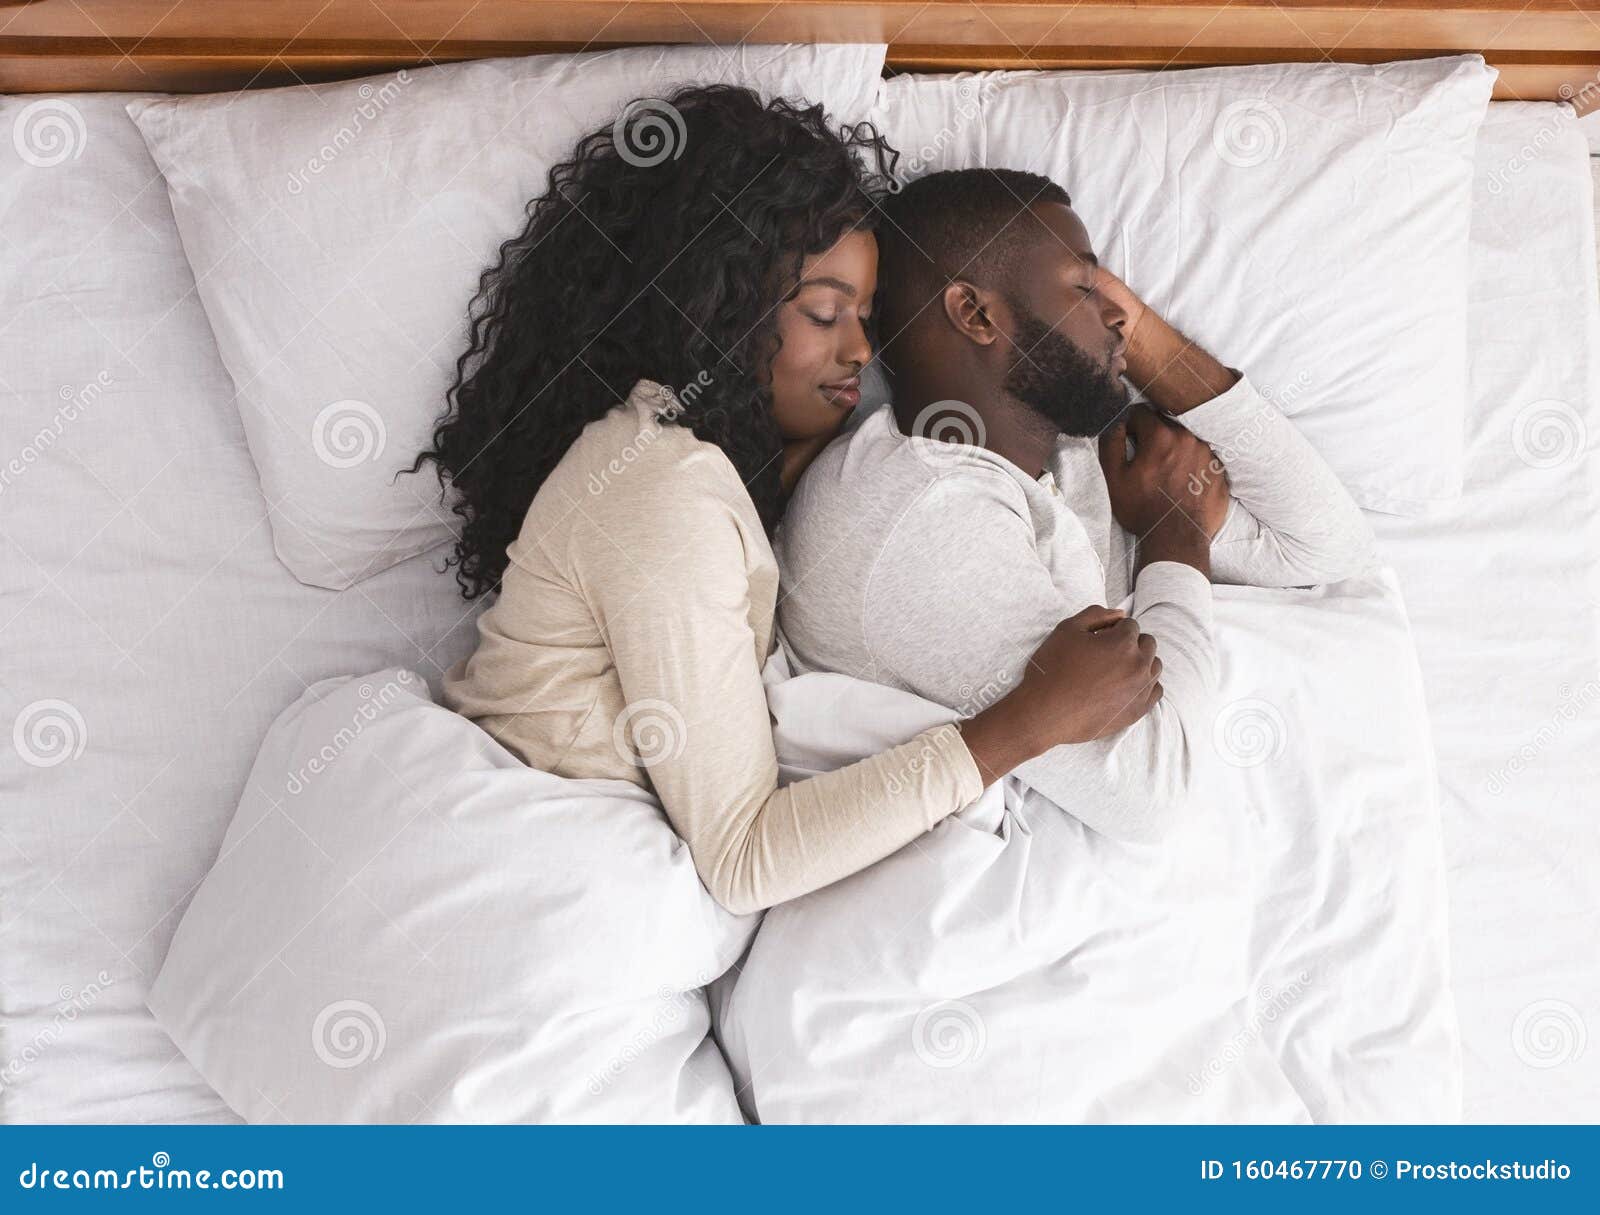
[441,379,985,915]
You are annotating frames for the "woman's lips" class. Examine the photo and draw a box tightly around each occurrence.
[821,379,861,409]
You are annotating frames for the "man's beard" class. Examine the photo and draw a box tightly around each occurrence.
[1001,306,1131,438]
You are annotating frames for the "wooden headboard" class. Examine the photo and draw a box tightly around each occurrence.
[3,0,1597,112]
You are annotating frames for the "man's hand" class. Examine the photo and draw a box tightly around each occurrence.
[1098,405,1229,574]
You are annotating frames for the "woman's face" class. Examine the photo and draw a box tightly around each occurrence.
[768,229,878,442]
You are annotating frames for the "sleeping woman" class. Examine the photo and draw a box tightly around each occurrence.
[406,84,1165,915]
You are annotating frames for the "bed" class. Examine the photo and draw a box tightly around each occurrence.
[1,22,1596,1123]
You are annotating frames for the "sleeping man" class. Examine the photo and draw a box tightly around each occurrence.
[774,168,1378,844]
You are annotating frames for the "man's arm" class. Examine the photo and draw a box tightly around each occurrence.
[1113,285,1239,417]
[1101,268,1378,587]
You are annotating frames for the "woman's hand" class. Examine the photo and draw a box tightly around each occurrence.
[957,605,1163,781]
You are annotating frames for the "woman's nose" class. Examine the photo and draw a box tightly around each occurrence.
[843,318,872,369]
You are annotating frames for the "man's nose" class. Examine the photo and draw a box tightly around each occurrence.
[1102,295,1129,334]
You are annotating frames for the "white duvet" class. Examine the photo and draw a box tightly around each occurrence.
[148,669,759,1124]
[718,569,1461,1123]
[151,571,1457,1124]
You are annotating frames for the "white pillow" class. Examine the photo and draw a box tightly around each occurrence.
[146,668,756,1123]
[127,44,888,589]
[872,55,1495,514]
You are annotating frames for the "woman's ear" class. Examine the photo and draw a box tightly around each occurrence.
[941,280,1002,347]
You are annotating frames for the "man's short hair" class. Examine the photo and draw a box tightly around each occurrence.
[875,168,1072,335]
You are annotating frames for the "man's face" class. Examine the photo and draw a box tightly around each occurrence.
[999,202,1131,438]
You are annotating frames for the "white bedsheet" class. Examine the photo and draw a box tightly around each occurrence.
[720,572,1458,1123]
[1369,104,1600,1121]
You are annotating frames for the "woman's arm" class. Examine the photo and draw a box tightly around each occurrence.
[584,464,1159,914]
[582,474,970,916]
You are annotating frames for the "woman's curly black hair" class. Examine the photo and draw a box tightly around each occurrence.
[402,82,898,602]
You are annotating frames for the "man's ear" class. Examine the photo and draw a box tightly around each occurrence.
[940,281,1004,347]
